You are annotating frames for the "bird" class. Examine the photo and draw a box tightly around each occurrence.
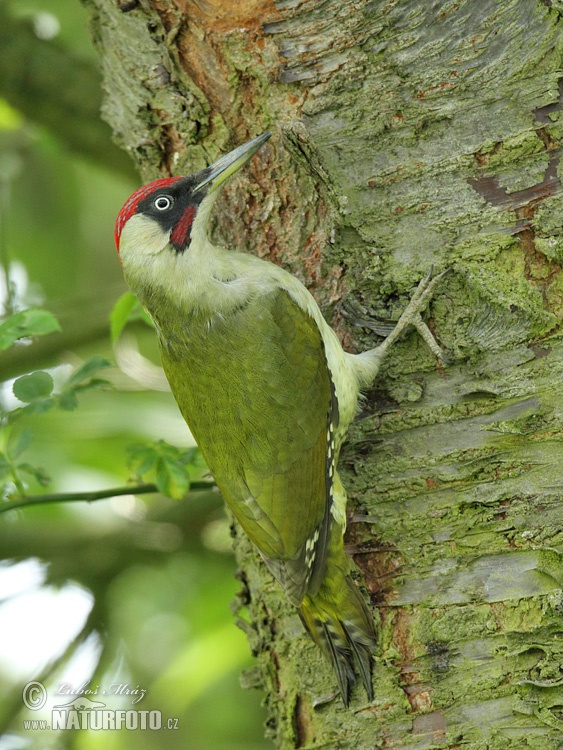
[114,131,447,705]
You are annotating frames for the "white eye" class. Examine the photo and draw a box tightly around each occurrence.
[154,195,173,211]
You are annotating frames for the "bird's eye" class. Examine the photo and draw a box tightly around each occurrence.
[154,195,173,211]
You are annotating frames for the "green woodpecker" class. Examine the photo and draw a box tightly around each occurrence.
[115,132,446,705]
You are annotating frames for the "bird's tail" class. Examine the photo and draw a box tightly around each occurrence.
[298,563,377,705]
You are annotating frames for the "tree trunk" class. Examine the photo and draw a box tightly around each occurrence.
[82,0,563,747]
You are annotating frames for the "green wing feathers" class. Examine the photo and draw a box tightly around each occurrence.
[160,289,333,603]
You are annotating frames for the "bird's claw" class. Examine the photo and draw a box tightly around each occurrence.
[377,268,451,365]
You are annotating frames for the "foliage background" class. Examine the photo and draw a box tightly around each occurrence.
[0,1,268,747]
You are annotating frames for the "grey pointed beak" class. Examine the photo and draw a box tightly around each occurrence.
[193,132,271,194]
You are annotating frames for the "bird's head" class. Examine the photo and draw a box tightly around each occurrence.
[114,132,271,269]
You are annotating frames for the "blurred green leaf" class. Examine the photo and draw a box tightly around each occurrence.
[127,443,158,477]
[13,371,54,403]
[6,426,32,459]
[73,378,111,393]
[55,356,112,410]
[156,455,191,500]
[0,308,60,350]
[110,291,137,342]
[127,439,197,499]
[18,462,51,487]
[65,355,111,387]
[57,390,78,411]
[110,291,154,342]
[179,447,199,465]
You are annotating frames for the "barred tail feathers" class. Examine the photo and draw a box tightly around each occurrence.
[299,574,377,705]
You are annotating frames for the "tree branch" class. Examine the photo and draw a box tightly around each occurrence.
[0,480,216,514]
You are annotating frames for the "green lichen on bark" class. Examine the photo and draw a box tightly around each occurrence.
[338,335,563,746]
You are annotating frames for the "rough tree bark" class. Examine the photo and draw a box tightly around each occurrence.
[82,0,563,747]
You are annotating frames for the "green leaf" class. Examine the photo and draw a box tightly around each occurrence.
[0,309,60,350]
[57,391,78,411]
[18,463,50,487]
[7,427,33,459]
[72,378,111,394]
[110,292,153,342]
[126,440,199,497]
[13,371,54,403]
[34,466,51,487]
[155,456,190,500]
[179,447,199,465]
[110,292,137,342]
[56,357,111,410]
[127,443,158,477]
[65,356,111,388]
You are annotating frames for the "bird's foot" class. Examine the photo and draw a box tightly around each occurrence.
[376,268,451,365]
